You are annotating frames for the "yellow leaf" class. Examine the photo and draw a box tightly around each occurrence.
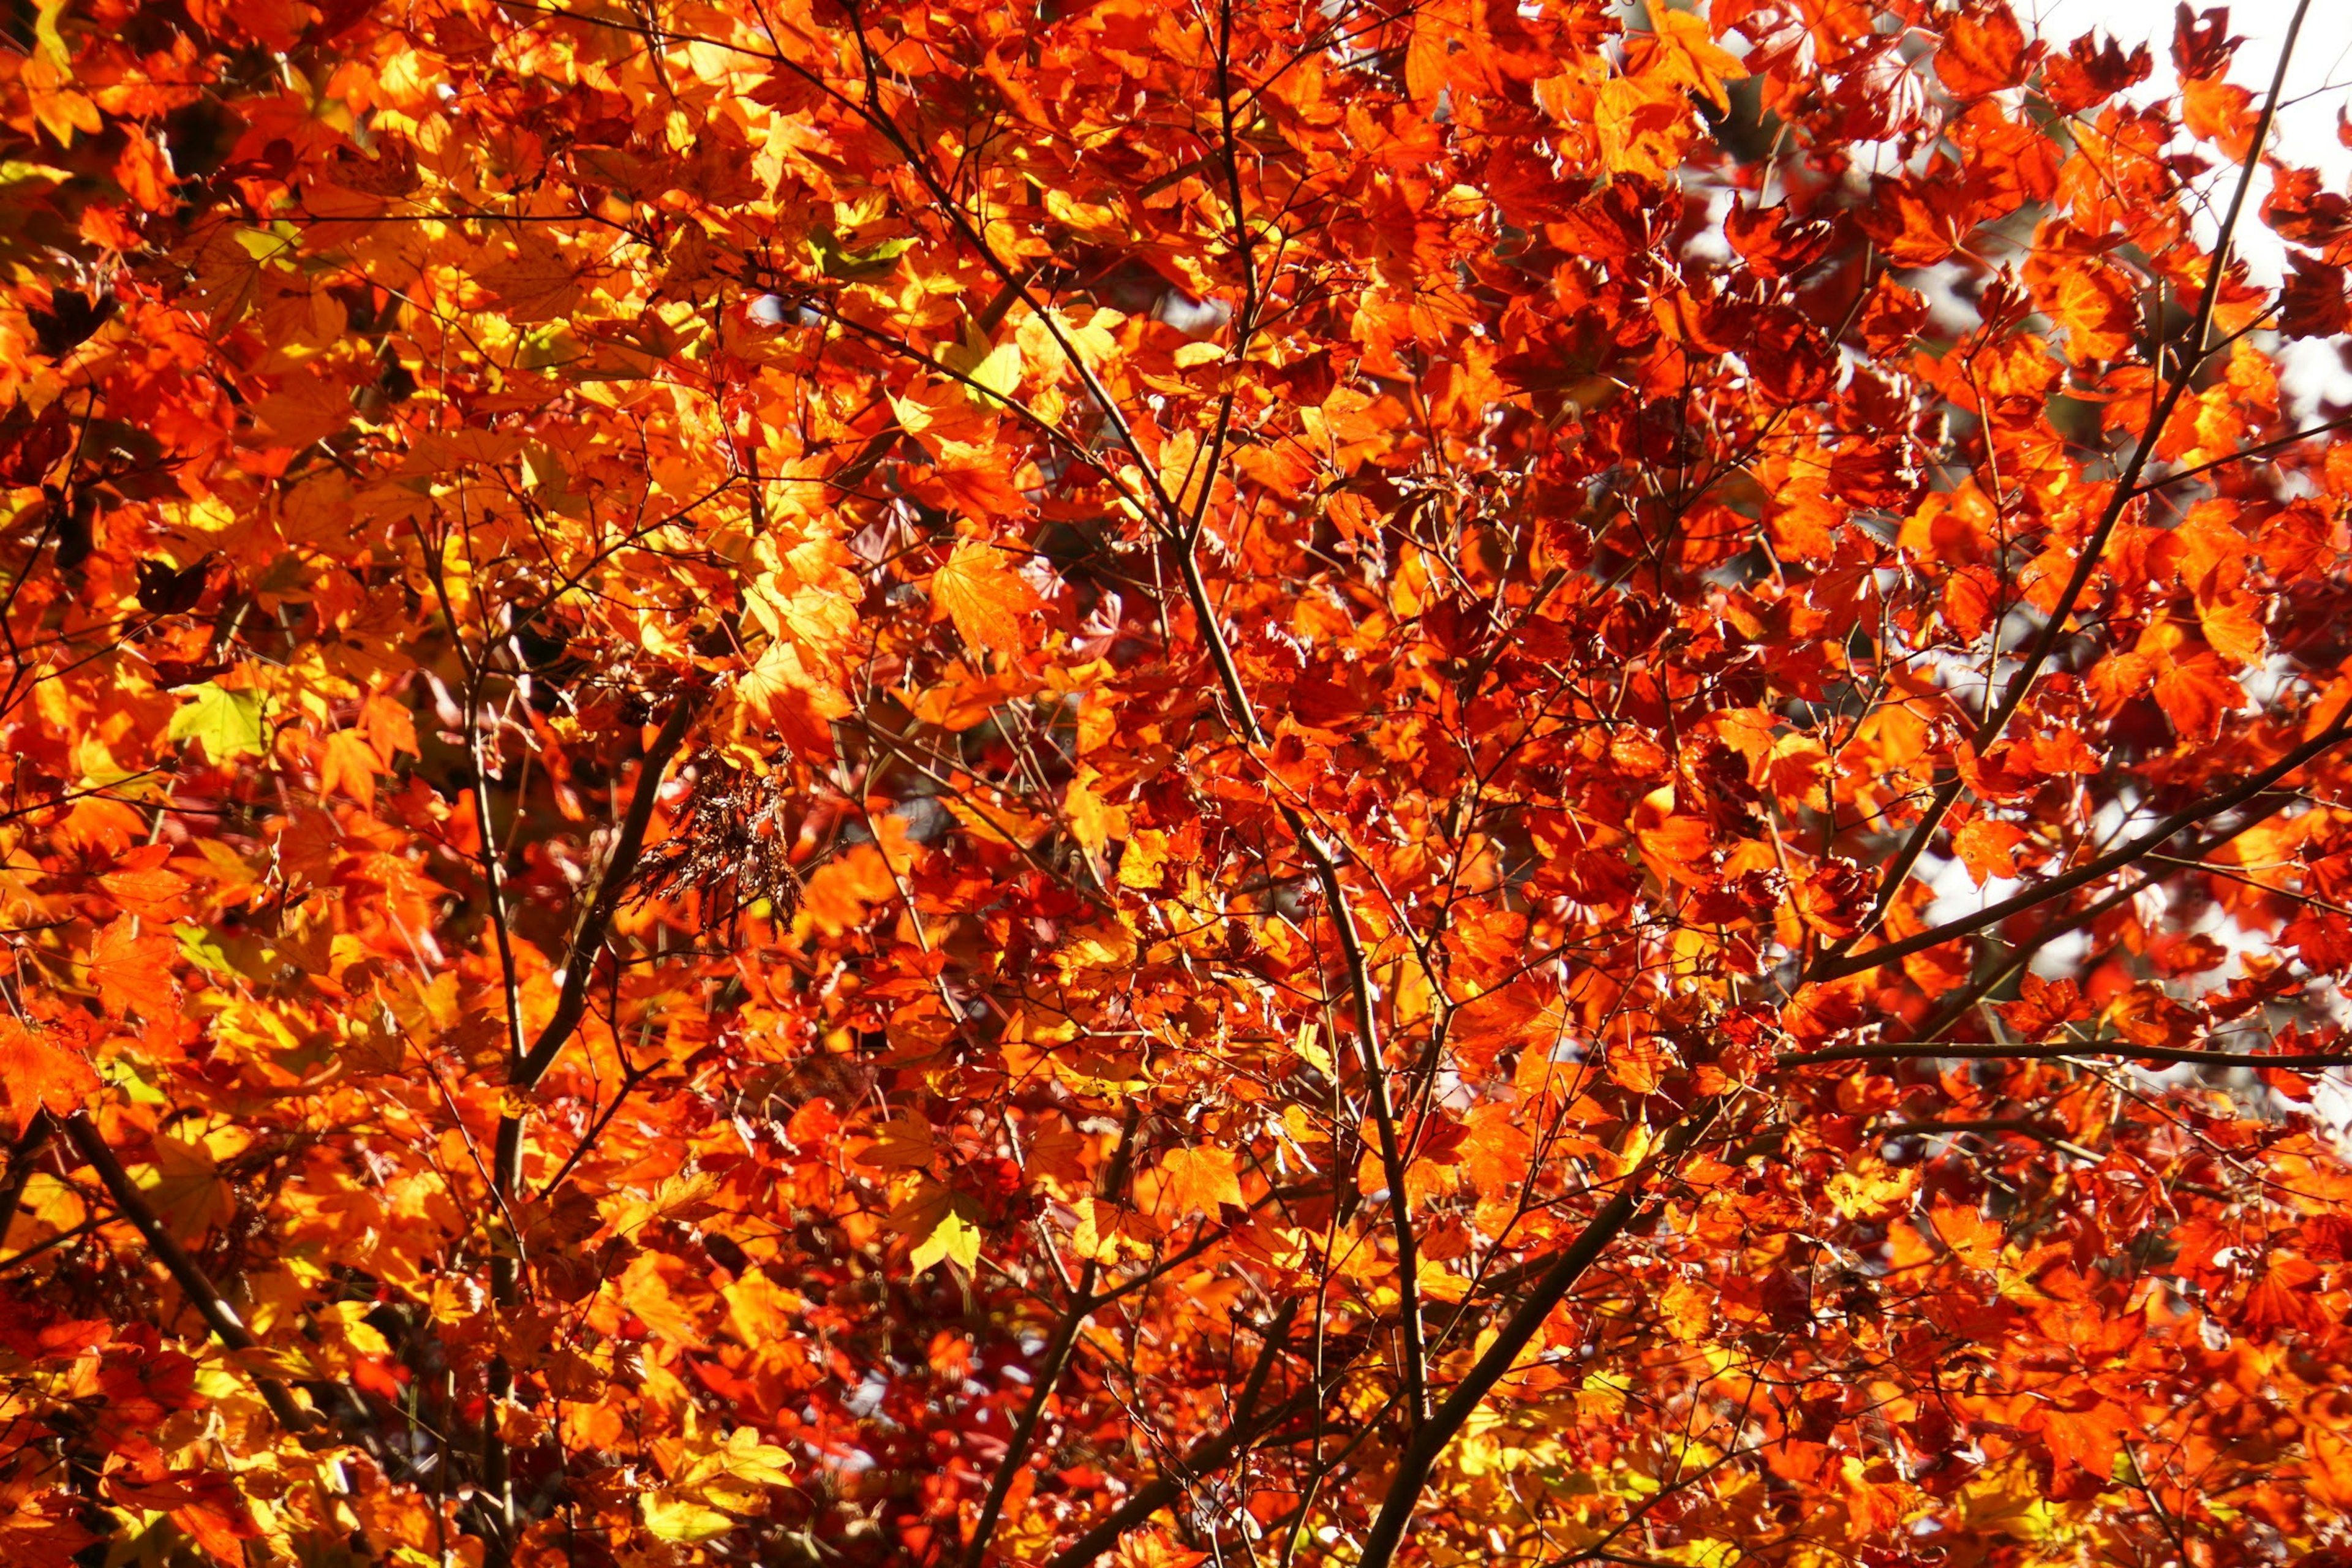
[642,1491,735,1543]
[1117,826,1172,889]
[910,1209,981,1275]
[1064,765,1129,854]
[736,635,851,756]
[167,682,266,763]
[943,319,1023,404]
[1291,1019,1335,1078]
[1826,1159,1917,1223]
[669,1423,795,1515]
[940,790,1050,850]
[1415,1258,1469,1303]
[601,1170,722,1237]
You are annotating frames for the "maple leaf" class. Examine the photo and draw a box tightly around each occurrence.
[479,232,587,322]
[1064,765,1131,854]
[1929,1203,2003,1271]
[1633,2,1747,112]
[98,866,189,920]
[855,1115,938,1170]
[1150,1145,1245,1218]
[86,918,179,1022]
[165,684,265,763]
[0,1019,99,1135]
[1826,1161,1918,1222]
[1596,78,1691,181]
[1657,1277,1712,1340]
[1953,816,2026,884]
[641,1493,737,1544]
[317,729,382,806]
[0,1496,96,1568]
[1109,1530,1210,1568]
[136,1135,234,1245]
[910,1210,982,1274]
[1937,2,2032,97]
[930,537,1044,657]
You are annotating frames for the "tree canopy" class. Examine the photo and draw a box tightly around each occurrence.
[7,0,2352,1563]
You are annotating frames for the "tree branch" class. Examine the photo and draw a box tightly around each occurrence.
[1810,715,2351,985]
[60,1111,314,1434]
[0,1110,53,1253]
[1822,0,2315,966]
[512,694,704,1091]
[1784,1041,2352,1069]
[483,691,700,1562]
[1910,798,2293,1039]
[1043,1304,1306,1568]
[963,1110,1142,1567]
[1352,1103,1717,1568]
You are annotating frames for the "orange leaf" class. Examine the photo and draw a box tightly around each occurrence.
[478,232,585,322]
[1150,1146,1243,1218]
[931,538,1042,658]
[1942,565,1998,639]
[318,729,382,807]
[1637,814,1713,869]
[1928,1202,2002,1270]
[2048,261,2138,361]
[97,867,189,920]
[1633,2,1747,112]
[88,918,179,1022]
[2153,651,2241,741]
[0,1018,99,1137]
[1953,816,2025,885]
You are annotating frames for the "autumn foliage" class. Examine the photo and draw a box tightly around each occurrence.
[10,0,2352,1561]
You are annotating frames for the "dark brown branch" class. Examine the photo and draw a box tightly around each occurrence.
[0,1214,101,1273]
[963,1111,1142,1567]
[1784,1041,2352,1069]
[1910,799,2292,1039]
[1811,719,2351,985]
[1352,1102,1717,1568]
[60,1112,314,1434]
[512,695,703,1091]
[0,1111,53,1252]
[483,692,699,1563]
[534,1054,658,1202]
[1825,0,2314,966]
[2131,409,2352,499]
[1043,1306,1306,1568]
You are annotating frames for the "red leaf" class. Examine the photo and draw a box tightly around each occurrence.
[2043,32,2152,113]
[1937,2,2031,98]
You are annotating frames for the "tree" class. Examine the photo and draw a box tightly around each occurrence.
[6,0,2352,1561]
